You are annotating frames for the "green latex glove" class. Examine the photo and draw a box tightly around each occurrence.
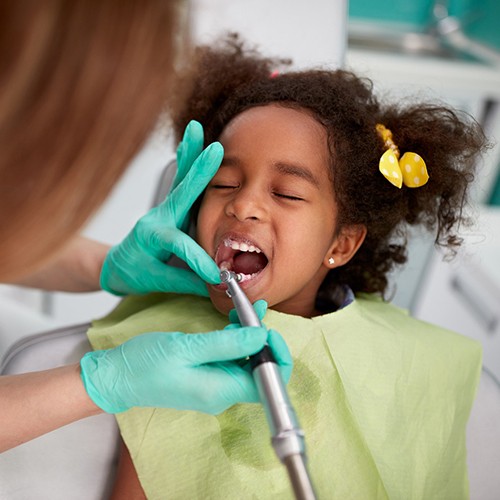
[227,299,268,326]
[100,121,222,297]
[81,326,291,415]
[226,300,293,384]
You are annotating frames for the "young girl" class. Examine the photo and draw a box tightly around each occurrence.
[88,36,487,499]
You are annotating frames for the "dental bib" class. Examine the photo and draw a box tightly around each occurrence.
[88,294,481,499]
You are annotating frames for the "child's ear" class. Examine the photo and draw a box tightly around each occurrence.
[323,225,367,269]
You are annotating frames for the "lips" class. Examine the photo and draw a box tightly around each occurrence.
[215,237,269,282]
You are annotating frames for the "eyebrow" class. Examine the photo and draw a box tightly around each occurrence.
[221,156,321,188]
[273,162,320,187]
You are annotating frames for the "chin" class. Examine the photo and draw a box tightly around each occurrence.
[208,288,233,316]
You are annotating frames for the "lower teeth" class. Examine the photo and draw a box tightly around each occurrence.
[237,272,258,283]
[218,262,261,282]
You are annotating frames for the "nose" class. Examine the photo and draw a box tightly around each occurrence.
[225,186,268,222]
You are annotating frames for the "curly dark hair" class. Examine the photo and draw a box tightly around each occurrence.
[167,34,487,305]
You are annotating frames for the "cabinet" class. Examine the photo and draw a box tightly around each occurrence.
[413,206,500,381]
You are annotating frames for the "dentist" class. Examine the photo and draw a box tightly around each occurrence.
[0,1,291,452]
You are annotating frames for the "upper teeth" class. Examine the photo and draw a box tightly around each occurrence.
[226,240,261,253]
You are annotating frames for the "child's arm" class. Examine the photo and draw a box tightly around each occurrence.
[110,440,146,500]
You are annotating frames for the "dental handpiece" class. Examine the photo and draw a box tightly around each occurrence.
[220,270,317,500]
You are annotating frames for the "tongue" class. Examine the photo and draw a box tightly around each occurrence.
[233,252,268,275]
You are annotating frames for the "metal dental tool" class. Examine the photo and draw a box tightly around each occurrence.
[220,270,317,500]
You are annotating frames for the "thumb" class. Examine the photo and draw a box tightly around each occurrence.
[166,142,223,222]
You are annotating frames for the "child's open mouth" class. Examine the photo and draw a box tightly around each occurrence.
[215,238,269,283]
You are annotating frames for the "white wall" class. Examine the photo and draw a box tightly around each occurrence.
[191,0,346,69]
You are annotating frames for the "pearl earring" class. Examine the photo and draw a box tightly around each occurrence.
[328,257,335,265]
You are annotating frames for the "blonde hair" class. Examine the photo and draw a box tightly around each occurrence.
[0,0,182,280]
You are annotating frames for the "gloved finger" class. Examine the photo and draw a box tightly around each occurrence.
[266,329,293,383]
[149,228,220,285]
[227,309,237,325]
[228,299,268,324]
[161,142,223,224]
[173,120,205,191]
[103,247,211,296]
[181,327,267,365]
[209,362,260,408]
[146,264,212,296]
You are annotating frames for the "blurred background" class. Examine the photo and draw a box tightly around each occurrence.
[1,0,499,392]
[347,0,500,385]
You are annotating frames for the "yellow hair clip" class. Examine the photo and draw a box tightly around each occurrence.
[376,124,429,189]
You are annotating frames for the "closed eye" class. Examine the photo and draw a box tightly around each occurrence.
[210,184,238,190]
[273,192,304,201]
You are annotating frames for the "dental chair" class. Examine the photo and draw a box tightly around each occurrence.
[0,322,118,500]
[1,162,500,499]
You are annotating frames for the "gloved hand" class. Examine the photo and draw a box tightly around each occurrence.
[80,326,292,415]
[100,120,222,297]
[226,300,293,384]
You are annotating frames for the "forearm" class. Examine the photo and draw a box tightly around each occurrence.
[111,440,147,500]
[11,236,110,292]
[0,364,103,452]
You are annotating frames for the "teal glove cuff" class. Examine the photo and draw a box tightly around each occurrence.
[99,258,126,296]
[80,350,128,414]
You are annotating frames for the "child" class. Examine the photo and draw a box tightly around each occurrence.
[88,36,487,499]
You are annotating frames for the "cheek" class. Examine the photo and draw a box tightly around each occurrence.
[196,199,215,248]
[283,211,336,262]
[207,288,233,315]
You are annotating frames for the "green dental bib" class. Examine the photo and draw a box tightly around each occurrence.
[88,293,481,499]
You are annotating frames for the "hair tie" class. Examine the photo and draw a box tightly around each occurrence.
[376,124,429,188]
[269,70,280,78]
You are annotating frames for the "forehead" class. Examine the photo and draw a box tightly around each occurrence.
[219,104,329,165]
